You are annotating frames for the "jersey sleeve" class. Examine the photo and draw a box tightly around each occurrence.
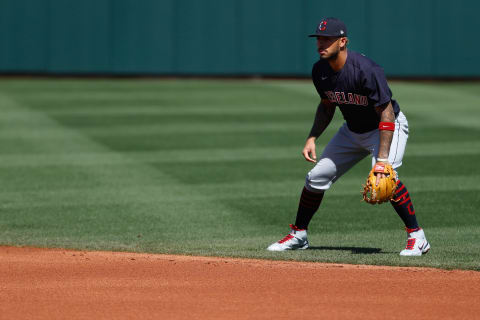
[363,66,392,107]
[312,62,328,99]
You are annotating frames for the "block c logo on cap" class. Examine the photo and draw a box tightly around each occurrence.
[318,20,327,31]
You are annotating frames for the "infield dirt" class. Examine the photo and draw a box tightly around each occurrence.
[1,246,479,319]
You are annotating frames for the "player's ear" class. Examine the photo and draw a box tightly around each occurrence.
[339,37,348,49]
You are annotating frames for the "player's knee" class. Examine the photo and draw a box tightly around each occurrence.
[305,159,337,191]
[305,173,333,191]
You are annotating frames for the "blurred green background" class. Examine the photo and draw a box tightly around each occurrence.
[0,0,478,76]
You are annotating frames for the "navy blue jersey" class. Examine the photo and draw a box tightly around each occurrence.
[312,50,400,133]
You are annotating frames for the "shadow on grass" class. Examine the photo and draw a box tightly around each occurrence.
[308,246,387,254]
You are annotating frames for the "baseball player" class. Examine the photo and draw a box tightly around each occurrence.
[267,17,430,256]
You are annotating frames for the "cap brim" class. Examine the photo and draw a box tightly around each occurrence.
[308,34,346,38]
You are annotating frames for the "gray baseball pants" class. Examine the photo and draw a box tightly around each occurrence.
[305,111,408,192]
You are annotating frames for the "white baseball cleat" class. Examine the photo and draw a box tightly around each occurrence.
[267,224,309,251]
[400,228,430,256]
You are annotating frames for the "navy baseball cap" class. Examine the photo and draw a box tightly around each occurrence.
[308,17,347,37]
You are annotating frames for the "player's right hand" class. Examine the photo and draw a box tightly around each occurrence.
[302,138,317,163]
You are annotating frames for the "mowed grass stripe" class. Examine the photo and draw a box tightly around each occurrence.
[391,82,480,130]
[83,131,309,152]
[0,140,478,166]
[147,154,478,184]
[393,81,480,109]
[1,174,479,206]
[10,80,317,112]
[0,122,313,138]
[26,105,316,116]
[48,113,314,128]
[0,114,461,138]
[45,125,480,151]
[0,121,476,148]
[3,190,476,231]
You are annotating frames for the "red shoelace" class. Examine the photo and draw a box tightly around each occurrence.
[278,234,294,243]
[405,238,416,250]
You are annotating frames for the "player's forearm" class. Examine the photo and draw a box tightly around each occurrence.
[376,102,395,160]
[308,102,335,139]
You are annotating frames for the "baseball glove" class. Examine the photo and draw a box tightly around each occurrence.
[362,162,397,204]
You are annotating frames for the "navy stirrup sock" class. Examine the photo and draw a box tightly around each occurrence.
[294,187,325,230]
[391,180,419,229]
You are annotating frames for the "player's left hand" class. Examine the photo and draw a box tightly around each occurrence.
[375,171,386,187]
[374,161,389,186]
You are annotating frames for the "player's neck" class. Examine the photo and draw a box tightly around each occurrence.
[328,49,348,72]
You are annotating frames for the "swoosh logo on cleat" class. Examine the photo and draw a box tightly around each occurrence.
[422,242,429,252]
[294,237,306,248]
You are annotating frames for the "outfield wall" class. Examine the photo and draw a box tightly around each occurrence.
[0,0,478,77]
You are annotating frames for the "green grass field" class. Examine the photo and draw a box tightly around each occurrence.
[0,78,479,270]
